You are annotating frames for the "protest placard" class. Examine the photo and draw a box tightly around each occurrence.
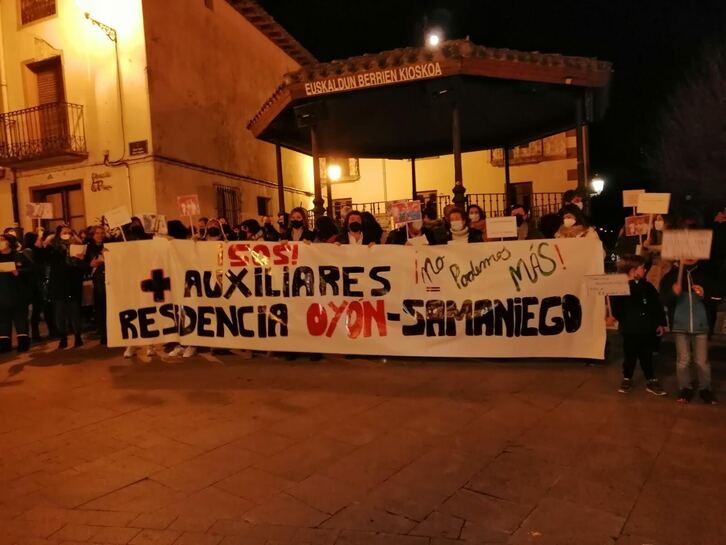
[624,215,650,237]
[104,206,132,229]
[585,274,631,296]
[622,190,645,208]
[389,200,422,224]
[177,195,201,217]
[661,230,713,261]
[636,192,671,214]
[25,202,53,219]
[0,262,16,273]
[69,244,87,260]
[485,216,518,239]
[139,214,167,234]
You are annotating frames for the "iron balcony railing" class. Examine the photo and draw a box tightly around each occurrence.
[0,102,87,165]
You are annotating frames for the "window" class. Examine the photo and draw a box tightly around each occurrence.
[215,185,240,224]
[33,183,85,232]
[256,196,270,217]
[204,0,214,10]
[21,0,56,25]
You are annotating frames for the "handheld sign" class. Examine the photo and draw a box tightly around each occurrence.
[624,215,650,237]
[69,244,87,260]
[26,202,53,219]
[622,190,645,208]
[0,262,17,273]
[177,195,201,217]
[661,230,713,261]
[585,274,631,296]
[637,192,671,215]
[390,200,422,224]
[485,216,518,239]
[104,206,132,229]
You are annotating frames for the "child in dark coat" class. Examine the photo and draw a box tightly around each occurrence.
[610,255,667,395]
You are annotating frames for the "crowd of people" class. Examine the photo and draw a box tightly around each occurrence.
[0,191,723,403]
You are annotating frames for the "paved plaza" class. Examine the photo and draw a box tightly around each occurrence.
[1,338,724,545]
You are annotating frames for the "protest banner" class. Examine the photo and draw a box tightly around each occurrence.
[661,230,713,261]
[585,274,631,296]
[636,192,671,215]
[26,203,53,219]
[486,216,518,239]
[389,200,422,224]
[622,190,645,208]
[105,238,606,359]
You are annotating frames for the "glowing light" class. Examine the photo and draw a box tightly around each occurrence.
[426,29,443,48]
[327,164,342,182]
[591,176,605,195]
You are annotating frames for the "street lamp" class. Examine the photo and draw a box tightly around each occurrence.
[591,175,605,195]
[426,29,443,48]
[327,163,342,182]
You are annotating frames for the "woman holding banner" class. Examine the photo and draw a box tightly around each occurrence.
[555,204,599,240]
[337,210,377,245]
[283,208,315,242]
[444,208,483,243]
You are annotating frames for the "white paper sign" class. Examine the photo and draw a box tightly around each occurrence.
[486,216,518,239]
[622,190,645,208]
[0,262,17,273]
[139,214,167,234]
[636,193,671,214]
[104,206,132,229]
[69,244,87,259]
[661,230,713,261]
[585,274,631,296]
[26,202,53,219]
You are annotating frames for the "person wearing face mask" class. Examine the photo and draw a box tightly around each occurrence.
[445,208,483,243]
[282,207,315,242]
[386,216,437,245]
[508,204,543,240]
[202,219,225,241]
[0,233,31,353]
[3,227,22,252]
[336,210,376,245]
[45,225,85,349]
[466,205,487,237]
[555,204,599,240]
[84,226,109,346]
[610,255,667,396]
[561,189,586,212]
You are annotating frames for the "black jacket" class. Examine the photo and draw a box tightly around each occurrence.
[336,230,377,245]
[85,242,106,295]
[46,242,85,301]
[385,226,438,245]
[283,228,316,242]
[610,278,666,335]
[0,250,32,308]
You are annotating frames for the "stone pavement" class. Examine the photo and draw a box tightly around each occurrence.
[0,338,724,545]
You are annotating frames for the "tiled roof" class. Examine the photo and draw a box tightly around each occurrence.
[283,39,611,85]
[229,0,317,66]
[247,39,612,132]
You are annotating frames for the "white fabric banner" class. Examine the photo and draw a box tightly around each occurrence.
[105,238,606,358]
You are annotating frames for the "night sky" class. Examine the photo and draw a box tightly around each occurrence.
[258,0,726,225]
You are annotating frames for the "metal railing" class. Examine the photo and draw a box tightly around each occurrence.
[0,102,87,165]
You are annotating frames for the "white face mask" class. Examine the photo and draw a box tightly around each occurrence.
[468,214,480,222]
[450,220,464,231]
[410,220,423,231]
[60,233,72,241]
[575,201,584,210]
[654,220,664,231]
[563,217,576,228]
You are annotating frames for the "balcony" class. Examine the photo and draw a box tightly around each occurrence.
[0,102,88,167]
